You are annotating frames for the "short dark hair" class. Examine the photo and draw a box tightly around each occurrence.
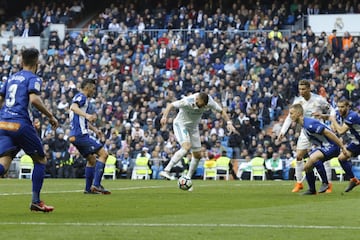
[338,98,350,107]
[22,48,39,67]
[298,79,310,88]
[198,92,209,105]
[81,78,96,89]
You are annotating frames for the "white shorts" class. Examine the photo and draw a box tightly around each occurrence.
[296,129,311,150]
[173,122,201,152]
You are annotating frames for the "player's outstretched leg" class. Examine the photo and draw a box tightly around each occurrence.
[160,148,187,180]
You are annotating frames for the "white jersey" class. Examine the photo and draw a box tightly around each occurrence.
[280,93,332,136]
[173,93,222,127]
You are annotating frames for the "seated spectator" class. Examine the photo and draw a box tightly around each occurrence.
[236,155,252,180]
[117,150,133,179]
[72,148,86,178]
[268,90,284,121]
[70,1,83,19]
[217,150,238,180]
[265,152,283,180]
[223,57,237,74]
[131,122,145,140]
[212,57,225,72]
[165,53,180,73]
[54,151,72,178]
[150,145,165,179]
[48,30,61,49]
[209,120,225,139]
[134,147,152,178]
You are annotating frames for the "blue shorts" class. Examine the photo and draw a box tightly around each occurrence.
[310,144,340,162]
[347,143,360,156]
[0,120,44,157]
[69,134,103,158]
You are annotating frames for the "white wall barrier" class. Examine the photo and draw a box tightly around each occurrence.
[309,14,360,36]
[0,36,40,51]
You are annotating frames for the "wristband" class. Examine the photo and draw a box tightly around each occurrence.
[227,121,232,125]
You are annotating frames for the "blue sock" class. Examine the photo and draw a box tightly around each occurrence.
[93,161,105,187]
[306,170,316,192]
[32,163,45,203]
[85,166,95,192]
[0,164,5,176]
[314,161,328,184]
[339,160,354,179]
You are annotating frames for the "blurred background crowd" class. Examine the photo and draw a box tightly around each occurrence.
[2,0,360,180]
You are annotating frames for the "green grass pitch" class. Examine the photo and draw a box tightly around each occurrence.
[1,179,360,240]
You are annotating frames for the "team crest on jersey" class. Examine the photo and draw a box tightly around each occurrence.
[34,82,41,91]
[75,95,82,102]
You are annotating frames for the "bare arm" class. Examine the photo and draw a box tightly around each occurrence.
[70,102,96,123]
[89,122,104,139]
[323,128,347,154]
[70,102,102,138]
[160,102,174,126]
[0,95,4,108]
[29,93,58,129]
[220,108,238,134]
[277,114,291,141]
[312,112,330,120]
[221,108,231,122]
[329,115,350,135]
[313,98,333,120]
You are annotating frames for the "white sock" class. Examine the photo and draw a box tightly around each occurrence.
[295,161,304,183]
[186,157,200,178]
[324,160,332,183]
[237,170,243,179]
[164,148,188,172]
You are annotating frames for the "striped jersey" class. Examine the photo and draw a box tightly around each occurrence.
[69,92,90,136]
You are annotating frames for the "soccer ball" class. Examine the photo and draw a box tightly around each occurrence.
[178,175,192,190]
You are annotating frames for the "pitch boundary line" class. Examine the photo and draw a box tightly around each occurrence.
[0,185,167,196]
[0,182,290,196]
[0,222,359,230]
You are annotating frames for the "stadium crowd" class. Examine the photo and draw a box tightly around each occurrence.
[2,0,360,180]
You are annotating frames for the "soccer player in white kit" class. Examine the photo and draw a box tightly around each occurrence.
[159,92,237,189]
[277,80,334,193]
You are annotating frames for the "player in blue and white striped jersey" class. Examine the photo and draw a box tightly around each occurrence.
[289,104,348,195]
[329,98,360,192]
[277,80,334,193]
[69,78,110,194]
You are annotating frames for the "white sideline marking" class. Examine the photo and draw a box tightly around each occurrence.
[0,185,167,196]
[0,222,359,230]
[0,182,289,196]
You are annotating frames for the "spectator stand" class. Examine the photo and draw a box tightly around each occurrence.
[3,1,360,180]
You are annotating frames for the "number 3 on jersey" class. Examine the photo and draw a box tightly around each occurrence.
[6,84,18,107]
